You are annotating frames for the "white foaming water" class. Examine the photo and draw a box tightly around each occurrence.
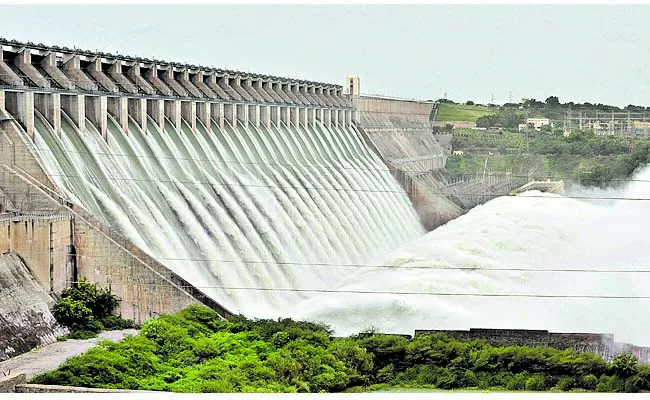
[29,111,424,318]
[296,170,650,345]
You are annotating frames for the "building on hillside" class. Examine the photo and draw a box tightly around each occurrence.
[525,118,552,130]
[632,121,650,137]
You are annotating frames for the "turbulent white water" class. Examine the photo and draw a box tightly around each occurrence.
[29,111,424,317]
[296,173,650,346]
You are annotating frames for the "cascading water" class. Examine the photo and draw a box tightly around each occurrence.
[296,174,650,346]
[30,110,424,317]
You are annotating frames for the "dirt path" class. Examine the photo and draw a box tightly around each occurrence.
[0,329,138,380]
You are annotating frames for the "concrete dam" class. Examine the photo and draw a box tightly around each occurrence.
[0,38,444,347]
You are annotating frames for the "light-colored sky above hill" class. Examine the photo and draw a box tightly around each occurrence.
[1,4,648,106]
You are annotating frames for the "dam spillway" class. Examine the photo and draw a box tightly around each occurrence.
[0,39,425,320]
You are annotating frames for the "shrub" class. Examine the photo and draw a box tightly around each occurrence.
[376,365,395,383]
[52,297,94,330]
[52,278,130,337]
[596,375,625,393]
[505,373,528,390]
[554,377,574,391]
[525,375,546,391]
[463,370,478,387]
[624,366,650,393]
[100,315,137,330]
[32,305,650,393]
[435,368,461,390]
[60,278,119,319]
[612,354,638,378]
[581,374,598,390]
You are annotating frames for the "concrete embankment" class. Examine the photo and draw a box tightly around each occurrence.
[0,251,68,361]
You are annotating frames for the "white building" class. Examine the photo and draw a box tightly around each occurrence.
[526,118,551,129]
[519,118,552,132]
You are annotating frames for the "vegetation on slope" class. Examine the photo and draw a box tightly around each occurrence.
[435,103,496,122]
[31,305,650,393]
[438,95,650,128]
[448,128,650,188]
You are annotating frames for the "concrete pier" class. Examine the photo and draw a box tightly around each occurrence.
[107,96,128,133]
[34,93,61,136]
[88,59,119,93]
[14,50,49,88]
[41,53,73,90]
[0,37,353,139]
[62,55,97,92]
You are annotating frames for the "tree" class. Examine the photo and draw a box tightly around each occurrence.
[476,115,493,128]
[53,297,94,330]
[612,354,638,378]
[465,101,475,106]
[52,278,132,338]
[60,278,119,320]
[545,96,560,107]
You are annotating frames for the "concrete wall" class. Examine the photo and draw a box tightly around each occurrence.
[353,95,461,230]
[0,252,68,362]
[0,374,26,393]
[388,165,463,231]
[354,95,433,122]
[0,215,74,293]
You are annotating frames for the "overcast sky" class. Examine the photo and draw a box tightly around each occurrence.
[1,4,648,106]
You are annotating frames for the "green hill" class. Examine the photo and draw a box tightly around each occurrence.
[435,103,496,122]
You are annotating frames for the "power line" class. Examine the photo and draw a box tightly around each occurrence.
[12,277,650,300]
[10,115,650,200]
[26,145,391,173]
[39,171,650,201]
[30,142,650,188]
[66,253,650,273]
[22,143,650,186]
[64,253,650,274]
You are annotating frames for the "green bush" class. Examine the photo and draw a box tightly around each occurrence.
[554,377,574,391]
[52,298,94,330]
[612,354,639,378]
[463,370,478,387]
[60,278,119,320]
[52,279,133,337]
[505,373,528,390]
[596,375,625,393]
[32,305,650,393]
[581,374,598,390]
[525,375,546,391]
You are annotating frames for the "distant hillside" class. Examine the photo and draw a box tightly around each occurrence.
[434,103,495,122]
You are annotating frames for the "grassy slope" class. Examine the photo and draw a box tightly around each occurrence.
[436,103,496,122]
